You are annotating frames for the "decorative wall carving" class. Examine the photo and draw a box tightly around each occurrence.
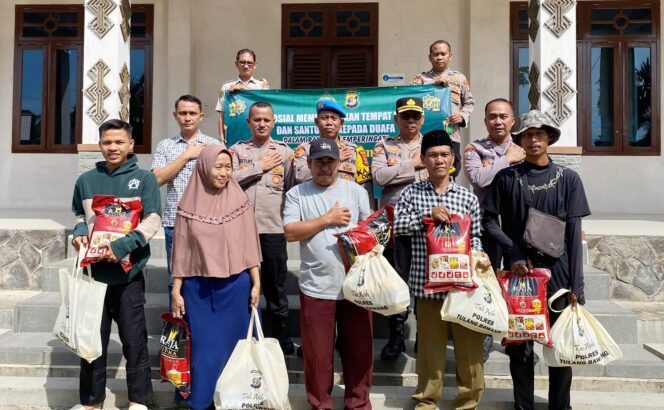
[84,59,112,124]
[543,0,575,38]
[119,63,130,122]
[87,0,117,38]
[528,62,540,110]
[120,0,131,42]
[543,58,575,126]
[528,0,540,42]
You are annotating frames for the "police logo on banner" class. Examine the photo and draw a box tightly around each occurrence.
[345,90,359,109]
[423,94,441,112]
[228,99,246,117]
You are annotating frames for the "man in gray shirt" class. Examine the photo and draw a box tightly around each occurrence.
[283,138,372,410]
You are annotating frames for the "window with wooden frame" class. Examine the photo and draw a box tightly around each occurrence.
[509,1,660,155]
[282,3,378,89]
[12,4,154,153]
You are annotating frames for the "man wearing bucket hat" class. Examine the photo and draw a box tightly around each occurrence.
[482,110,591,410]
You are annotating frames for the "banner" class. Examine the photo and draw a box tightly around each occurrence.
[224,85,451,150]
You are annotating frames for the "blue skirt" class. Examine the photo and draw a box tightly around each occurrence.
[183,271,251,410]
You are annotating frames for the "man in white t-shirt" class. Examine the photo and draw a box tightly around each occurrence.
[283,138,372,410]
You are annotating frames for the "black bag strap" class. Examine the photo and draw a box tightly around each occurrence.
[514,163,560,208]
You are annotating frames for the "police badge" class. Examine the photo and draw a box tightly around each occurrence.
[423,94,441,112]
[228,99,247,117]
[345,90,359,109]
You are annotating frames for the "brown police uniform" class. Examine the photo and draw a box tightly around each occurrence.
[215,77,269,113]
[293,138,371,184]
[229,137,295,349]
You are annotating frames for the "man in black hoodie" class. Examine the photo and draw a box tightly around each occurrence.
[71,119,161,410]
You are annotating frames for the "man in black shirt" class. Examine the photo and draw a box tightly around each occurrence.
[482,110,591,410]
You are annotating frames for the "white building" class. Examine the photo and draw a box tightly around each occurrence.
[0,0,661,216]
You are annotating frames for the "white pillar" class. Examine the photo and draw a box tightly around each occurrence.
[79,0,131,172]
[528,0,577,148]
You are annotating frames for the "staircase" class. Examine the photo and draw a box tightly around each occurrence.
[0,233,663,409]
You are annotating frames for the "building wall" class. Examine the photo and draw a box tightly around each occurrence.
[0,0,661,215]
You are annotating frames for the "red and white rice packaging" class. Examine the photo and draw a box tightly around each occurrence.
[80,195,143,272]
[423,214,477,294]
[497,268,553,347]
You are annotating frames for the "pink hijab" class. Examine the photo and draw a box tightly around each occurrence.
[170,145,261,278]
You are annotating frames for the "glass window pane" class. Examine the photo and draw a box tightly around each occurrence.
[54,49,78,145]
[626,47,652,147]
[623,8,651,21]
[290,11,304,24]
[356,11,369,23]
[131,25,145,37]
[130,48,146,146]
[20,49,44,145]
[52,12,78,24]
[590,47,615,147]
[22,26,49,37]
[591,9,619,21]
[591,23,620,35]
[131,11,146,24]
[517,46,530,117]
[23,12,48,24]
[624,23,652,35]
[52,25,78,37]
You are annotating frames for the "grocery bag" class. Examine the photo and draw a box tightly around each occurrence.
[160,313,192,397]
[53,246,107,363]
[544,289,623,367]
[336,206,394,272]
[423,215,477,293]
[342,244,410,316]
[214,307,290,410]
[441,251,508,336]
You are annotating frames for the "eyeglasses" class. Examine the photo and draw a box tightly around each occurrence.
[398,112,422,121]
[237,60,255,67]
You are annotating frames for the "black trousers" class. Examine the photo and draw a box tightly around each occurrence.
[79,272,153,406]
[383,235,412,323]
[505,296,572,410]
[259,233,289,321]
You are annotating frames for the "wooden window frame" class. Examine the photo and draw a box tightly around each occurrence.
[281,3,379,89]
[11,4,154,154]
[509,0,660,156]
[12,5,84,153]
[129,4,154,154]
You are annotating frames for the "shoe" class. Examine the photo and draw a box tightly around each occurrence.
[128,403,148,410]
[381,320,406,360]
[381,339,405,360]
[278,337,295,355]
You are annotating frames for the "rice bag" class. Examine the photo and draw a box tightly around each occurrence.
[423,215,476,293]
[80,195,143,272]
[497,268,553,347]
[336,205,394,272]
[160,313,192,398]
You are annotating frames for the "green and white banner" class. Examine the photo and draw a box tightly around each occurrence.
[224,85,452,150]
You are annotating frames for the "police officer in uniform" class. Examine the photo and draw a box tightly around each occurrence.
[229,101,295,354]
[294,99,372,192]
[215,49,269,142]
[411,40,475,178]
[463,98,525,362]
[372,97,428,360]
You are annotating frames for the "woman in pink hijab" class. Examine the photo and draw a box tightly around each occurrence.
[170,145,262,410]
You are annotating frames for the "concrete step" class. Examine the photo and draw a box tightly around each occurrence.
[1,332,663,383]
[581,299,639,344]
[0,376,663,410]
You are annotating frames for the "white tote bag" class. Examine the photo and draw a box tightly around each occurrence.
[214,307,291,410]
[342,244,410,316]
[53,246,107,363]
[544,289,623,367]
[441,250,509,337]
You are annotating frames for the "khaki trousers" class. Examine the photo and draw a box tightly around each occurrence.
[412,298,485,410]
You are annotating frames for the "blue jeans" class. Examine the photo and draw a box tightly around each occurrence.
[164,226,174,285]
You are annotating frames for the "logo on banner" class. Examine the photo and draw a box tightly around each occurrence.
[228,99,246,117]
[345,90,359,109]
[423,94,441,112]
